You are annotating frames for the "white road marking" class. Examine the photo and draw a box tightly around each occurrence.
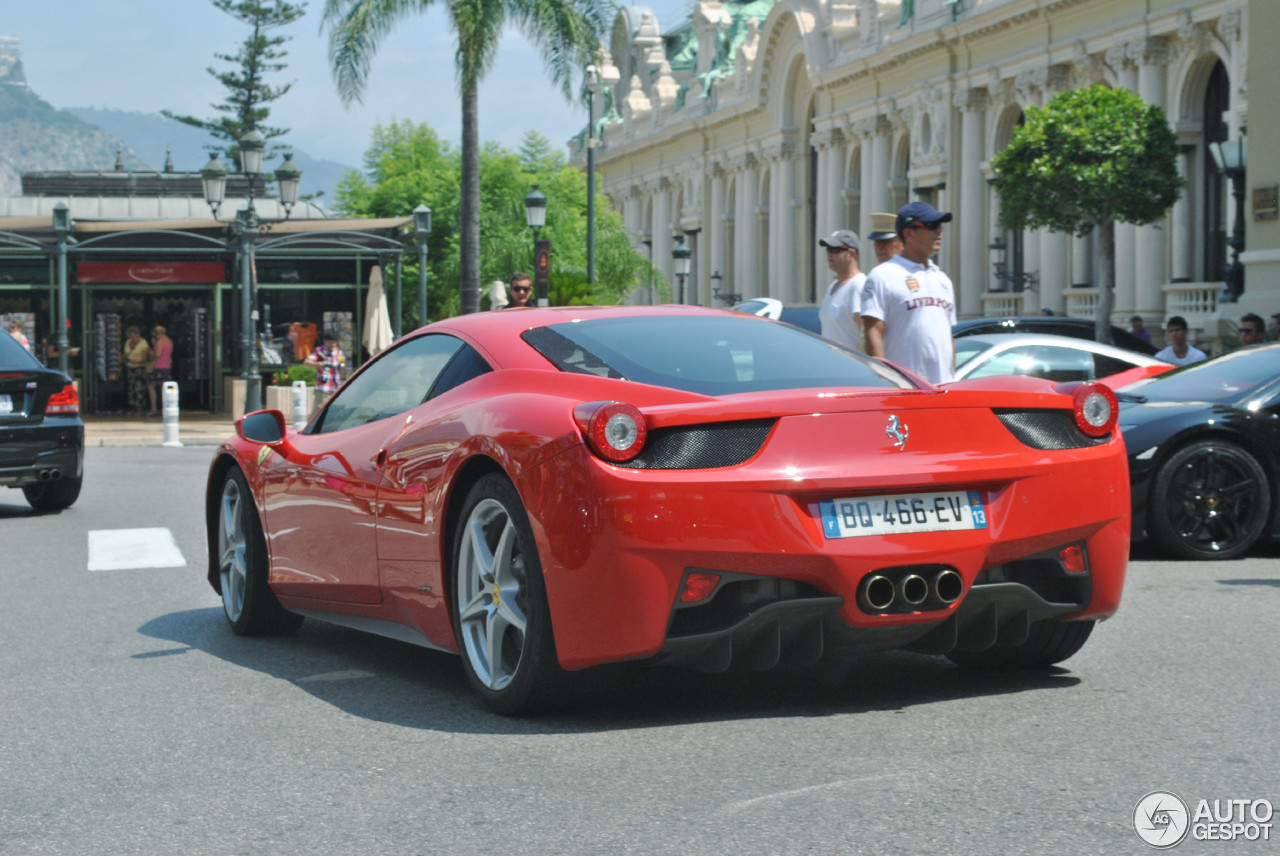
[88,528,187,571]
[721,772,913,815]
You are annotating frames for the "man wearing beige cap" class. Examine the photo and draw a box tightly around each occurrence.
[867,213,903,266]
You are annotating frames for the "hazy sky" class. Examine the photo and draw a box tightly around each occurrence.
[7,0,695,169]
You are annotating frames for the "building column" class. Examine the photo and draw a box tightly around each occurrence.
[957,88,988,317]
[709,167,726,304]
[650,183,672,301]
[1111,53,1140,317]
[1134,37,1170,317]
[812,129,839,299]
[734,159,759,299]
[1039,231,1068,313]
[1170,144,1195,282]
[858,131,877,239]
[869,119,892,217]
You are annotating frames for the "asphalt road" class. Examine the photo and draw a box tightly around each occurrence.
[1,447,1276,855]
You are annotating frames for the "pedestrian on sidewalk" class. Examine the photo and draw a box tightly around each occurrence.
[147,325,174,416]
[861,201,957,384]
[866,213,903,266]
[122,326,151,417]
[817,229,866,350]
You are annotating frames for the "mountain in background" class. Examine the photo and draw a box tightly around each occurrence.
[0,36,147,195]
[0,37,352,206]
[67,107,354,205]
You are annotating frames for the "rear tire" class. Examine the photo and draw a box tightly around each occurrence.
[1147,439,1270,560]
[23,475,82,511]
[946,619,1095,669]
[217,468,303,636]
[451,473,564,715]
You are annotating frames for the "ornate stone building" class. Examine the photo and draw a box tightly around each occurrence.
[581,0,1269,348]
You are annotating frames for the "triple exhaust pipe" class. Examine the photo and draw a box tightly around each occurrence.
[858,567,963,613]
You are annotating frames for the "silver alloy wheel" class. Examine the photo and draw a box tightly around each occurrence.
[456,497,529,691]
[219,476,248,623]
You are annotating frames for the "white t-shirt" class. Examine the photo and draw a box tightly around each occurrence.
[860,255,956,384]
[819,272,866,350]
[1153,344,1207,366]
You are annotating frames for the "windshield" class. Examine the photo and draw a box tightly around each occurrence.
[523,314,916,395]
[1120,347,1280,404]
[954,338,988,369]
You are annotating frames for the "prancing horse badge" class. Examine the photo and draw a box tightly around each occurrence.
[885,414,909,450]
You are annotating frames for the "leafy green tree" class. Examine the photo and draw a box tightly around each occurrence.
[992,85,1182,343]
[163,0,307,167]
[322,0,608,316]
[335,122,662,325]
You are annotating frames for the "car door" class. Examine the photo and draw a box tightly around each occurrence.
[259,333,465,603]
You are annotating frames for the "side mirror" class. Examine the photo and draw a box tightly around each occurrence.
[238,409,288,445]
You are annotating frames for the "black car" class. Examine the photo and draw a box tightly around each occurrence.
[731,298,822,334]
[0,331,84,510]
[1118,344,1280,559]
[953,316,1159,356]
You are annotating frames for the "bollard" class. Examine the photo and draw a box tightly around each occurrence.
[161,381,183,447]
[291,381,309,430]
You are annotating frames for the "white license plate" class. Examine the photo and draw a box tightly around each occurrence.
[819,491,988,539]
[0,394,11,415]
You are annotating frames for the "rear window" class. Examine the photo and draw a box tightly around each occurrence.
[0,329,42,369]
[522,315,915,395]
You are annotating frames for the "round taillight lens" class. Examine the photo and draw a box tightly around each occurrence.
[1071,383,1118,437]
[580,401,647,462]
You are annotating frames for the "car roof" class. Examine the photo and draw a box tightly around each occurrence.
[952,315,1159,355]
[955,333,1170,365]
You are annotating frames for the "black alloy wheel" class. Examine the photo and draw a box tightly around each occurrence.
[1148,439,1271,561]
[23,475,83,511]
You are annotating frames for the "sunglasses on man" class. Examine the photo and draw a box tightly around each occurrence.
[1239,326,1262,336]
[511,285,532,293]
[908,221,944,232]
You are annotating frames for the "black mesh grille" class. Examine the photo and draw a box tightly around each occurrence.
[995,410,1109,450]
[618,419,775,469]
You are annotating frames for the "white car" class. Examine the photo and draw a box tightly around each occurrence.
[731,298,821,334]
[953,333,1172,387]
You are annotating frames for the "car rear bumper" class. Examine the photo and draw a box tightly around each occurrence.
[524,434,1129,671]
[0,421,84,487]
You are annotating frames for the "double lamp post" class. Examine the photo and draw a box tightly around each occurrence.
[200,131,301,415]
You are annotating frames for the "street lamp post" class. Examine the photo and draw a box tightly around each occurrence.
[1210,139,1247,303]
[413,204,432,326]
[585,65,598,288]
[524,185,550,306]
[52,202,73,375]
[710,270,740,305]
[987,235,1039,292]
[201,130,302,415]
[672,233,691,304]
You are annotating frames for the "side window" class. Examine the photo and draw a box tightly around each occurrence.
[316,334,464,434]
[1093,353,1132,379]
[429,344,492,399]
[1032,346,1094,382]
[967,346,1040,379]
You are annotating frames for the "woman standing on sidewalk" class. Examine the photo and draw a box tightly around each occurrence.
[146,325,174,416]
[121,326,151,417]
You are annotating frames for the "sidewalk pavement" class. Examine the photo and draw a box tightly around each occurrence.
[83,413,237,448]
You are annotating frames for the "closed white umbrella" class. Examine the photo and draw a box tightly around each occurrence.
[363,265,394,356]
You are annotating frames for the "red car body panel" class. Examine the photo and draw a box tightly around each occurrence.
[207,306,1129,672]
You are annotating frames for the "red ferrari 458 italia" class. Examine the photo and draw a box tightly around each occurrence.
[206,306,1129,713]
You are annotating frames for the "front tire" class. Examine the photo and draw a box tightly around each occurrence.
[947,619,1095,669]
[1148,439,1270,560]
[23,475,82,511]
[217,467,303,636]
[451,473,563,715]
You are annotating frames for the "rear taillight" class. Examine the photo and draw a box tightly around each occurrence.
[574,400,647,463]
[45,383,80,415]
[1070,383,1117,438]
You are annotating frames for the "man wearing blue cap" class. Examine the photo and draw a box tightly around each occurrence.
[861,201,956,383]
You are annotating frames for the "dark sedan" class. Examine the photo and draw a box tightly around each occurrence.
[954,316,1159,356]
[1118,344,1280,559]
[0,331,84,510]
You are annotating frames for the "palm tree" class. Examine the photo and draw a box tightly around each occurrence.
[323,0,606,315]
